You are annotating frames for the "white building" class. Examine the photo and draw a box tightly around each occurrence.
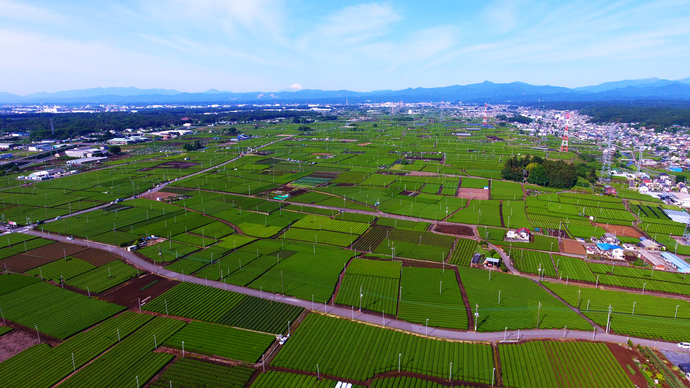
[670,193,690,208]
[64,148,107,158]
[65,156,108,165]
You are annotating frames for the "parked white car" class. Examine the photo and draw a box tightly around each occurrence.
[677,342,690,349]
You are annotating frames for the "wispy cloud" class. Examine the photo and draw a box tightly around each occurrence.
[314,3,402,44]
[1,0,690,93]
[0,0,63,23]
[139,0,287,41]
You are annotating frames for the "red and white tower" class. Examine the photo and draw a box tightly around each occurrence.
[560,113,570,152]
[482,103,488,127]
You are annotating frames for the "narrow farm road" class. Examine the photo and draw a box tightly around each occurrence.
[488,243,518,275]
[20,229,685,353]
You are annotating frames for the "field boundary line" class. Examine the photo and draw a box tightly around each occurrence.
[534,279,604,332]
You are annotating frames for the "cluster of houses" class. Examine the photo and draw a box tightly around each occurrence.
[637,172,686,194]
[505,228,531,242]
[586,233,668,259]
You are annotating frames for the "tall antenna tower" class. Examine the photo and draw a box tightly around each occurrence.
[439,108,444,122]
[560,113,569,152]
[482,103,488,127]
[50,119,54,135]
[600,126,614,184]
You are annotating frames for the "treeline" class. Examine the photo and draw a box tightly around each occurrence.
[502,155,595,188]
[0,108,326,140]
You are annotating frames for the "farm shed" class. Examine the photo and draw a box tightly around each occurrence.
[638,238,661,251]
[66,156,108,165]
[660,252,690,273]
[471,253,483,264]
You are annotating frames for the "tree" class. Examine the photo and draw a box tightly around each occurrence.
[526,165,547,185]
[525,162,539,172]
[587,168,598,183]
[109,145,121,154]
[510,115,533,124]
[183,140,202,151]
[677,175,687,184]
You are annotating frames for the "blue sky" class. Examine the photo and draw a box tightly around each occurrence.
[2,0,689,94]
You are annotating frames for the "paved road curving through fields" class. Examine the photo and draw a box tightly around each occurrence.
[9,134,688,354]
[19,229,686,353]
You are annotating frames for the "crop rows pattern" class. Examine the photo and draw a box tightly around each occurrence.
[149,358,254,388]
[500,341,634,388]
[272,314,495,383]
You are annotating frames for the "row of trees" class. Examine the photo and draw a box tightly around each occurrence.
[0,109,324,140]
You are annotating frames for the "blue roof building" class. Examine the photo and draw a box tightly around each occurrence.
[596,243,623,251]
[660,252,690,273]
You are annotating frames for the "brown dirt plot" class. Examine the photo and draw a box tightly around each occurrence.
[0,330,38,363]
[0,242,88,272]
[434,224,475,237]
[605,342,649,388]
[100,274,179,309]
[71,248,121,267]
[560,239,586,256]
[594,223,643,238]
[456,188,490,200]
[138,191,180,201]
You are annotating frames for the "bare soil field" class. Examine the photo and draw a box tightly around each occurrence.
[0,330,38,363]
[456,188,490,200]
[0,253,58,273]
[100,274,179,309]
[71,248,121,267]
[560,239,586,256]
[594,223,643,238]
[0,242,88,272]
[139,191,180,201]
[606,342,649,388]
[434,224,475,237]
[30,242,89,259]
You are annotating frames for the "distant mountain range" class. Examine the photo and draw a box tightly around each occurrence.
[3,78,690,105]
